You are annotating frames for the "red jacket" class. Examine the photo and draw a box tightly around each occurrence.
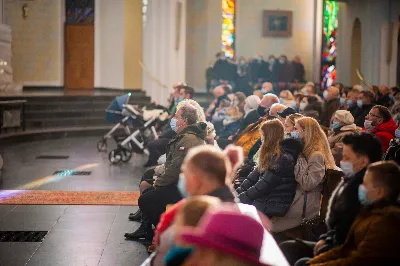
[368,118,397,152]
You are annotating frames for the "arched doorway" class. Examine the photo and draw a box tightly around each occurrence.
[351,18,362,86]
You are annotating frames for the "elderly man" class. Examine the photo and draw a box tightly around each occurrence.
[261,82,275,95]
[125,103,206,241]
[233,93,279,157]
[320,86,341,127]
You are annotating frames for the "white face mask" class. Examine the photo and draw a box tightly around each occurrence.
[364,120,375,132]
[340,161,354,176]
[299,102,307,111]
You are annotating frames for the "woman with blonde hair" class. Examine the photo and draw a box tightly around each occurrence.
[271,117,335,240]
[236,119,303,218]
[284,113,303,135]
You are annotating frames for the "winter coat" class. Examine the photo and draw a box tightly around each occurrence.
[241,109,260,131]
[318,169,366,251]
[383,138,400,165]
[309,202,400,266]
[219,119,242,139]
[376,94,394,108]
[213,59,237,81]
[270,153,326,233]
[328,124,361,166]
[368,118,397,152]
[236,139,303,217]
[155,123,206,187]
[292,62,305,83]
[320,98,340,127]
[348,103,374,128]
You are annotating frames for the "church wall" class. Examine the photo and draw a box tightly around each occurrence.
[336,0,400,87]
[3,0,63,86]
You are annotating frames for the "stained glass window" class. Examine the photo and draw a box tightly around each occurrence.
[321,1,339,90]
[222,0,235,58]
[66,0,95,25]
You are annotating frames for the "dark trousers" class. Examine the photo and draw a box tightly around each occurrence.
[138,184,182,226]
[141,168,155,186]
[279,239,315,266]
[146,138,170,166]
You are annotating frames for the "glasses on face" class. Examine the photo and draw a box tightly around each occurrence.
[367,112,382,119]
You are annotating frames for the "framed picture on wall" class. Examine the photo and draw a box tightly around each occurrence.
[262,10,293,37]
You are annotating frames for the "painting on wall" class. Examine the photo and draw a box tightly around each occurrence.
[262,10,292,37]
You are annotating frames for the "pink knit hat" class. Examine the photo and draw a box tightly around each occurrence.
[180,210,270,266]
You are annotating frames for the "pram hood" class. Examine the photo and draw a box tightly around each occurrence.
[107,94,131,112]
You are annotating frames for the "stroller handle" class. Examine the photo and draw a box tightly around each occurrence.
[105,109,122,114]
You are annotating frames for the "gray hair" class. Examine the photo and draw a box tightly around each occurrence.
[179,103,199,125]
[176,99,206,122]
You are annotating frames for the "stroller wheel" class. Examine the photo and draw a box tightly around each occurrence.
[97,140,107,152]
[121,150,133,162]
[109,150,122,164]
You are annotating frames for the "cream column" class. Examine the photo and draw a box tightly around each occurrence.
[142,0,186,105]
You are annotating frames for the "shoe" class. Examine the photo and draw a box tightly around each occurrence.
[125,223,154,240]
[128,209,142,221]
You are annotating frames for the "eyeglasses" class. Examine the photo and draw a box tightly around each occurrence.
[367,112,382,119]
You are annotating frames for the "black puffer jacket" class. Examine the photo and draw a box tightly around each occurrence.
[236,138,303,217]
[383,138,400,165]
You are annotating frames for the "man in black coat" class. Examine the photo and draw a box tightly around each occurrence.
[279,132,383,265]
[348,90,375,127]
[212,52,237,87]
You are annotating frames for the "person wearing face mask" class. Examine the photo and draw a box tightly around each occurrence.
[233,94,279,157]
[292,56,305,83]
[279,90,297,109]
[328,110,361,166]
[125,103,207,241]
[348,90,375,127]
[383,124,400,165]
[274,55,293,85]
[279,132,382,265]
[307,161,400,266]
[320,86,341,127]
[363,105,397,151]
[376,85,394,108]
[242,95,261,129]
[248,54,269,90]
[212,52,237,89]
[216,106,243,149]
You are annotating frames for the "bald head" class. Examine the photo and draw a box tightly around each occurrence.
[327,86,340,101]
[269,103,287,117]
[260,93,279,109]
[261,82,273,93]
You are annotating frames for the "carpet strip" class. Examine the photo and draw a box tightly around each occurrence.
[0,190,139,205]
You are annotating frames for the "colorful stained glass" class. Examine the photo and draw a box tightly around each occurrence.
[66,0,94,25]
[321,1,339,90]
[222,0,235,58]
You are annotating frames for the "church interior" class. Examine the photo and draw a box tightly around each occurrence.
[0,0,400,265]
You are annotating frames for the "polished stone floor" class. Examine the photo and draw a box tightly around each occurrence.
[0,137,149,266]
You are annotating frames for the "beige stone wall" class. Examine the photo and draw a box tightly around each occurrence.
[4,0,62,85]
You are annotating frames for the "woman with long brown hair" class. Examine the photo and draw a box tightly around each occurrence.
[271,117,336,238]
[236,119,303,218]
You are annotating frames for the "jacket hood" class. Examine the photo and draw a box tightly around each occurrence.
[180,122,207,139]
[372,118,397,135]
[280,138,303,158]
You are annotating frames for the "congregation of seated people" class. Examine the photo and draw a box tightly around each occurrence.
[124,68,400,265]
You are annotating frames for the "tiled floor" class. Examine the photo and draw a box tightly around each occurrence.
[0,137,149,266]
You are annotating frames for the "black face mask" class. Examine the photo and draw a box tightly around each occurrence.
[257,106,266,116]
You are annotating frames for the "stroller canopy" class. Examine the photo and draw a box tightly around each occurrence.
[107,94,131,112]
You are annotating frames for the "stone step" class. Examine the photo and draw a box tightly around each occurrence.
[24,109,105,119]
[25,116,109,129]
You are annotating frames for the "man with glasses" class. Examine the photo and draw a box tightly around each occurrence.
[364,105,397,151]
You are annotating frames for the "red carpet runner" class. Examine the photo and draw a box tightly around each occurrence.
[0,190,139,205]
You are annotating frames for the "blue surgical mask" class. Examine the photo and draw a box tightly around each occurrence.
[357,99,363,108]
[358,185,374,206]
[340,98,345,106]
[170,118,179,132]
[332,121,340,129]
[340,161,354,176]
[220,56,226,60]
[177,174,188,198]
[346,99,353,107]
[165,245,194,265]
[279,98,285,104]
[395,129,400,139]
[389,94,395,101]
[290,131,300,139]
[224,115,232,121]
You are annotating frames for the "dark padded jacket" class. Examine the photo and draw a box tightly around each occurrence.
[236,138,303,217]
[155,122,206,187]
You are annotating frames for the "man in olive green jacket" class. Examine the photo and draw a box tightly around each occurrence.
[125,103,206,241]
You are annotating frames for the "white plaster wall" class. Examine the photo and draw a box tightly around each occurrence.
[143,0,186,105]
[95,0,124,89]
[236,0,315,82]
[336,0,400,87]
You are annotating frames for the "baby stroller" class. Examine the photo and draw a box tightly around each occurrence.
[103,96,169,164]
[97,93,136,152]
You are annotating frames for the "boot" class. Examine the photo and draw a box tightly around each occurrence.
[128,209,142,221]
[125,214,154,240]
